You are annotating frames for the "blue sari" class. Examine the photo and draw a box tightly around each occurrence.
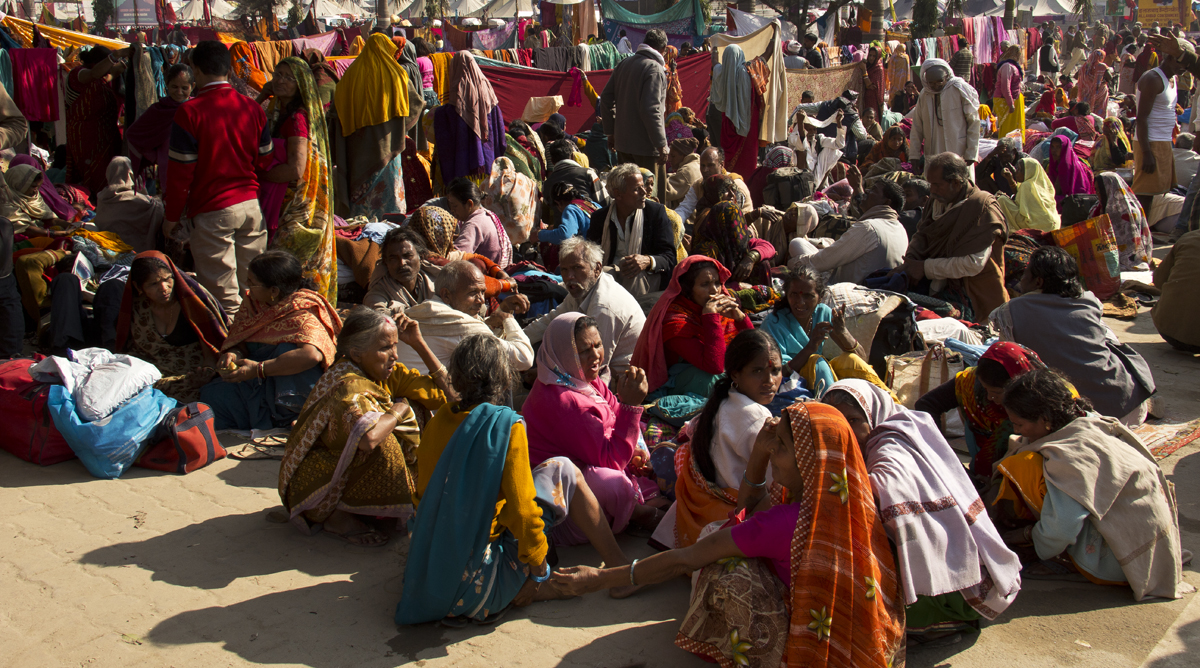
[395,403,526,625]
[760,305,837,395]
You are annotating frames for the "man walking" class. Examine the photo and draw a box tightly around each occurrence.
[599,29,669,200]
[164,41,273,315]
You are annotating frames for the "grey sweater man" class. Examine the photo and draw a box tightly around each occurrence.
[598,45,668,158]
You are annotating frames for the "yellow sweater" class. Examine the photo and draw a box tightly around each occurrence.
[416,404,549,566]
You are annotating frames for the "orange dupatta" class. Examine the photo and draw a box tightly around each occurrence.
[782,402,905,668]
[673,436,784,548]
[221,288,342,368]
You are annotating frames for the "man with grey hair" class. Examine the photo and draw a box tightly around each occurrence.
[671,146,754,224]
[397,260,534,374]
[599,28,669,200]
[523,237,645,379]
[898,152,1008,321]
[909,59,981,177]
[1173,132,1199,188]
[586,164,677,299]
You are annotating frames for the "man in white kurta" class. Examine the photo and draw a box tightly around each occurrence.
[908,58,981,179]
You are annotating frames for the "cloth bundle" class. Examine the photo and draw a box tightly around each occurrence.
[31,348,163,422]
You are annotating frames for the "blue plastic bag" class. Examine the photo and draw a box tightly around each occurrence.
[46,385,177,479]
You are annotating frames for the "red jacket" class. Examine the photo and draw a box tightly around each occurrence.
[165,82,272,221]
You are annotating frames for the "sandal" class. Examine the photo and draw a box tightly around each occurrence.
[439,615,469,629]
[473,605,512,626]
[323,527,390,547]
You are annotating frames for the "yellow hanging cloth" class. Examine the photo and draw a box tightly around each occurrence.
[333,33,410,137]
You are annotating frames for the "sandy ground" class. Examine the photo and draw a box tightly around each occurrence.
[3,253,1199,668]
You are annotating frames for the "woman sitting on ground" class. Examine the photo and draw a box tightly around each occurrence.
[2,163,67,237]
[989,247,1155,426]
[1050,102,1098,142]
[1091,172,1153,271]
[1047,135,1095,205]
[445,177,513,268]
[553,402,905,668]
[630,256,753,398]
[760,266,890,397]
[92,157,164,254]
[397,334,643,627]
[406,205,515,298]
[524,313,664,544]
[279,307,450,546]
[914,341,1045,477]
[1090,116,1133,171]
[996,156,1062,231]
[651,329,785,551]
[860,125,908,173]
[991,369,1188,600]
[364,226,436,318]
[200,251,342,430]
[691,200,776,286]
[824,379,1023,640]
[114,252,229,403]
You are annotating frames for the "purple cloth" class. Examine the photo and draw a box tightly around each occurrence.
[1047,135,1095,202]
[730,503,802,587]
[292,31,339,56]
[257,138,288,240]
[432,104,507,184]
[9,155,74,221]
[472,22,517,50]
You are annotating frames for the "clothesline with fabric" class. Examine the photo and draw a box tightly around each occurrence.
[2,16,127,50]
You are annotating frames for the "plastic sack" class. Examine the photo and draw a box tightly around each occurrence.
[31,348,162,421]
[46,385,177,479]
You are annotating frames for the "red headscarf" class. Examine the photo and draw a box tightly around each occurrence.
[115,251,231,356]
[631,255,732,393]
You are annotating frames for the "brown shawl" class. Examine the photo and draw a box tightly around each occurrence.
[907,183,1009,319]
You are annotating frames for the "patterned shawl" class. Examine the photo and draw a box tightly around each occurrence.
[222,288,342,368]
[781,402,905,668]
[954,341,1045,476]
[692,201,752,273]
[762,145,794,169]
[827,379,1023,619]
[115,250,230,356]
[0,164,52,227]
[1091,116,1132,170]
[9,155,73,221]
[408,206,458,258]
[1047,135,1095,202]
[1092,171,1153,270]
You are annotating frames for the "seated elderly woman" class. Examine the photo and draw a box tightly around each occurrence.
[525,313,663,542]
[279,307,452,546]
[398,259,532,375]
[445,177,513,268]
[824,379,1023,640]
[397,334,643,626]
[989,247,1155,426]
[760,266,890,397]
[553,402,905,667]
[364,226,435,319]
[92,157,164,253]
[5,162,72,323]
[114,252,229,403]
[631,256,753,398]
[406,205,516,298]
[200,251,343,430]
[651,329,784,550]
[995,157,1062,231]
[991,369,1188,600]
[914,341,1045,477]
[690,190,777,286]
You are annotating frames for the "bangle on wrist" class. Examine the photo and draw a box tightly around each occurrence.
[742,471,767,489]
[531,561,551,583]
[629,558,640,586]
[257,360,267,380]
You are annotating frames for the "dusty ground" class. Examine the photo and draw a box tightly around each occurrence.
[2,247,1198,668]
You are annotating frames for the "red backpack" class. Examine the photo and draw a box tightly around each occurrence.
[135,402,226,474]
[0,358,76,465]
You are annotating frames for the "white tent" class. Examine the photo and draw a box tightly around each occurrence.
[176,0,237,21]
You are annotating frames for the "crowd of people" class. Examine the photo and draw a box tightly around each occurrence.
[0,12,1197,668]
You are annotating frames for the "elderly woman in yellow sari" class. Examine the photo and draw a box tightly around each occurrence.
[994,42,1026,139]
[332,33,420,219]
[259,57,337,304]
[996,157,1061,231]
[1091,116,1133,171]
[280,307,454,546]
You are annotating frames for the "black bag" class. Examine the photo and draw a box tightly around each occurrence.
[869,299,925,380]
[813,213,857,241]
[1060,194,1099,227]
[762,167,815,209]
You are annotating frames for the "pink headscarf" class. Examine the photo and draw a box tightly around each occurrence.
[631,255,732,393]
[535,312,600,400]
[1045,135,1095,202]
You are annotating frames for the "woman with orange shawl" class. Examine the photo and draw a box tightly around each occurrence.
[664,45,683,115]
[886,42,911,101]
[650,328,786,551]
[1076,50,1111,120]
[553,402,905,668]
[200,251,343,430]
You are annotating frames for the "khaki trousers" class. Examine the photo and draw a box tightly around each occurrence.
[187,199,266,315]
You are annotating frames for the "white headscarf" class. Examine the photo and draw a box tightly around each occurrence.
[711,45,751,138]
[919,57,980,109]
[827,379,1023,618]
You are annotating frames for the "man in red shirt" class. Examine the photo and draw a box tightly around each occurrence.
[164,41,273,314]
